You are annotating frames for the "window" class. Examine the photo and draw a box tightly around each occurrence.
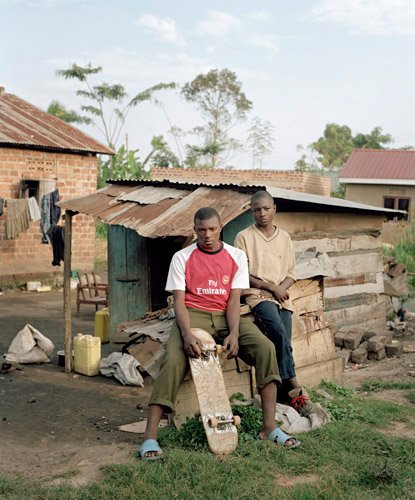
[383,196,410,220]
[20,180,39,200]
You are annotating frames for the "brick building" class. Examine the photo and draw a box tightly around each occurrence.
[0,87,113,285]
[151,166,331,196]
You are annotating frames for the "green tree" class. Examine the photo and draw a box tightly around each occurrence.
[181,69,252,168]
[47,100,92,125]
[295,123,394,173]
[53,63,175,150]
[246,117,275,169]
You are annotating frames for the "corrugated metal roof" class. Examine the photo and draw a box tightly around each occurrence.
[58,179,405,239]
[58,183,252,238]
[340,149,415,180]
[0,90,114,155]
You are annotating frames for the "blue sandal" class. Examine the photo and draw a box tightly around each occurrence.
[260,428,301,449]
[140,439,163,460]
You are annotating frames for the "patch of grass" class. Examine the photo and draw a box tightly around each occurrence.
[95,221,108,240]
[361,380,415,392]
[1,382,415,499]
[405,391,415,405]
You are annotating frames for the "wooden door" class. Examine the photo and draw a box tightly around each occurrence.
[108,225,149,335]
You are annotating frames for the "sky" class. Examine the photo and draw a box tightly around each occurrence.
[1,0,414,170]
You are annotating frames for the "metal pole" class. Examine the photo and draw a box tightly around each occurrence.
[63,211,73,372]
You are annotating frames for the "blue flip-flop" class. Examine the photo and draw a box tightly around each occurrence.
[259,428,301,449]
[139,438,163,460]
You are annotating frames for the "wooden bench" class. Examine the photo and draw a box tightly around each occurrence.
[76,272,108,315]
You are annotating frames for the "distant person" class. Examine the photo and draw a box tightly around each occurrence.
[235,191,310,410]
[140,206,300,460]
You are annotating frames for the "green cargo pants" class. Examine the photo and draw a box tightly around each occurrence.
[149,308,280,412]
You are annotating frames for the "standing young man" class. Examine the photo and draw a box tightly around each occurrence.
[140,206,300,460]
[234,191,309,408]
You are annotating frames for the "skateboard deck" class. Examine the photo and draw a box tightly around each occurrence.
[188,328,239,455]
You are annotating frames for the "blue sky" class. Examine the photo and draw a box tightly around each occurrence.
[1,0,414,169]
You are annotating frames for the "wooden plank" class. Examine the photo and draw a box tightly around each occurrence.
[292,328,336,368]
[292,313,328,337]
[350,234,381,250]
[277,213,384,234]
[324,273,378,288]
[325,295,386,331]
[290,279,322,301]
[328,252,383,275]
[293,237,350,254]
[325,292,378,311]
[296,357,343,388]
[293,292,324,315]
[63,211,73,373]
[324,272,384,299]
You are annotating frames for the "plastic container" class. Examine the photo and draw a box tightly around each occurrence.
[27,281,41,291]
[94,307,109,344]
[73,333,101,376]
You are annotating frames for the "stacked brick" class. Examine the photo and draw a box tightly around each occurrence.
[0,148,97,282]
[334,328,403,366]
[150,166,332,197]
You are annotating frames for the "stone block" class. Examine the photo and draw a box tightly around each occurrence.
[385,341,403,357]
[382,331,394,343]
[367,335,387,353]
[343,331,364,350]
[359,341,368,350]
[351,347,368,364]
[336,348,351,368]
[363,330,378,341]
[368,347,386,361]
[334,332,345,348]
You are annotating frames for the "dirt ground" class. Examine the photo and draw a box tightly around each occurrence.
[0,289,414,486]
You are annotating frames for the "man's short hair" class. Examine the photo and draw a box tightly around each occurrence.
[251,190,274,205]
[194,207,221,224]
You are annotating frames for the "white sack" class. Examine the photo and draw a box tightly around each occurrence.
[100,352,144,387]
[4,324,54,363]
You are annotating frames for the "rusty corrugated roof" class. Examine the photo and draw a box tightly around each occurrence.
[58,179,405,238]
[58,183,252,238]
[0,90,114,155]
[340,149,415,181]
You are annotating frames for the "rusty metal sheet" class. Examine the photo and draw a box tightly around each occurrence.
[136,187,251,237]
[118,186,190,204]
[0,91,114,155]
[57,183,251,238]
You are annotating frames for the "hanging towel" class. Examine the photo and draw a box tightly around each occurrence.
[27,197,41,221]
[5,199,31,239]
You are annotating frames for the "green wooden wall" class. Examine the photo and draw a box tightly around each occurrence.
[108,225,149,334]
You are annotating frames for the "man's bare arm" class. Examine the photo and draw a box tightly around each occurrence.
[249,275,295,302]
[224,289,242,358]
[173,290,203,358]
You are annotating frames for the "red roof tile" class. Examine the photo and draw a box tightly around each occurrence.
[0,90,114,155]
[340,149,415,180]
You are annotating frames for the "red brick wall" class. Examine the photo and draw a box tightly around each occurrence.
[0,147,97,278]
[150,167,331,196]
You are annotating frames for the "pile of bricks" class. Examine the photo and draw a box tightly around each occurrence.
[334,328,404,366]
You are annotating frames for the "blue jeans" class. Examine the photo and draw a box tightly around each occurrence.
[252,300,295,381]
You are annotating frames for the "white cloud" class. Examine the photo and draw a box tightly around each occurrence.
[309,0,415,36]
[245,10,271,22]
[196,10,241,37]
[137,13,186,46]
[245,34,279,53]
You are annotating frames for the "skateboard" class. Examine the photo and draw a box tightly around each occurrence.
[188,328,241,455]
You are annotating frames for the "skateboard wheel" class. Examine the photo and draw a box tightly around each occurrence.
[232,415,241,427]
[215,345,223,355]
[208,416,218,428]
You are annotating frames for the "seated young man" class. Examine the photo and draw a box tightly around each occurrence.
[234,190,309,409]
[140,207,300,460]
